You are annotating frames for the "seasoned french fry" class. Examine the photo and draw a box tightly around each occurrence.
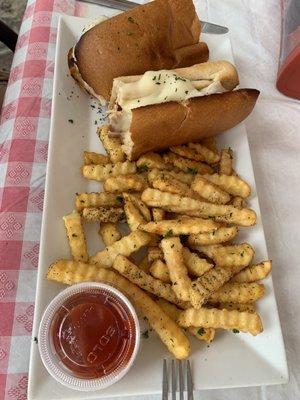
[161,237,192,302]
[63,211,88,262]
[163,152,213,174]
[99,222,122,246]
[198,243,254,269]
[188,143,220,164]
[209,282,265,304]
[75,192,123,211]
[113,255,189,309]
[161,237,202,307]
[212,302,256,313]
[82,161,136,182]
[152,208,165,222]
[137,152,172,171]
[231,261,272,283]
[201,174,251,198]
[98,125,125,163]
[219,148,233,175]
[141,189,257,227]
[157,299,215,343]
[231,196,245,209]
[124,197,145,231]
[182,248,214,277]
[200,137,218,153]
[149,170,201,200]
[104,174,146,193]
[47,260,190,359]
[123,193,151,222]
[150,260,170,283]
[148,246,164,264]
[188,226,239,246]
[83,151,109,165]
[140,217,219,237]
[170,145,205,162]
[191,176,231,204]
[90,230,151,267]
[165,170,195,185]
[190,265,236,307]
[138,256,150,274]
[171,207,256,226]
[82,207,125,223]
[148,168,195,186]
[178,307,263,335]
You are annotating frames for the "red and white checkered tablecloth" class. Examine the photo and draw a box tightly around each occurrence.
[0,1,109,398]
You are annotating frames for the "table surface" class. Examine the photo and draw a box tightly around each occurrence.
[0,1,299,400]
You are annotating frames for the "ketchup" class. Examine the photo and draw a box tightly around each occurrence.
[50,290,136,379]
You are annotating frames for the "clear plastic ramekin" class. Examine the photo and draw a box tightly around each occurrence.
[38,282,140,391]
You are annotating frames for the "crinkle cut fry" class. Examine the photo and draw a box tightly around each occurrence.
[178,307,263,335]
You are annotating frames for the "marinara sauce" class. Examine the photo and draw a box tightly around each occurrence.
[50,287,137,379]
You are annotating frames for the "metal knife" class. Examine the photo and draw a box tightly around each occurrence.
[79,0,229,34]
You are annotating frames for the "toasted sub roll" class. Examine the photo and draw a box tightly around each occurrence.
[68,0,208,102]
[111,89,259,160]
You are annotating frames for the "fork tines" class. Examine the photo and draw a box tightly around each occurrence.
[162,359,194,400]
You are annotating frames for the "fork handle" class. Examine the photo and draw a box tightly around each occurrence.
[80,0,137,11]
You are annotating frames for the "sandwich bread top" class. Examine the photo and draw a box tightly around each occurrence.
[70,0,208,102]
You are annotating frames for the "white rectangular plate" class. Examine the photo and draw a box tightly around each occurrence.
[28,13,288,400]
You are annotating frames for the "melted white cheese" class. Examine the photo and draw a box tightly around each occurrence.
[114,70,226,111]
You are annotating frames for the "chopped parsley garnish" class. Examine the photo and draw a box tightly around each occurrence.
[128,16,135,23]
[185,91,189,94]
[152,76,156,81]
[232,329,240,334]
[174,75,186,82]
[164,229,173,238]
[142,330,149,338]
[197,328,205,336]
[155,82,161,85]
[68,119,74,123]
[137,165,149,173]
[187,167,197,175]
[127,32,134,36]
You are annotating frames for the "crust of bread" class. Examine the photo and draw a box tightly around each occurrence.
[69,0,208,101]
[68,48,106,104]
[122,89,260,160]
[173,61,239,91]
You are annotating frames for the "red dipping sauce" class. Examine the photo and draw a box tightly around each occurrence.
[38,283,140,391]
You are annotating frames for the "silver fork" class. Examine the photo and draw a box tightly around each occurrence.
[162,359,194,400]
